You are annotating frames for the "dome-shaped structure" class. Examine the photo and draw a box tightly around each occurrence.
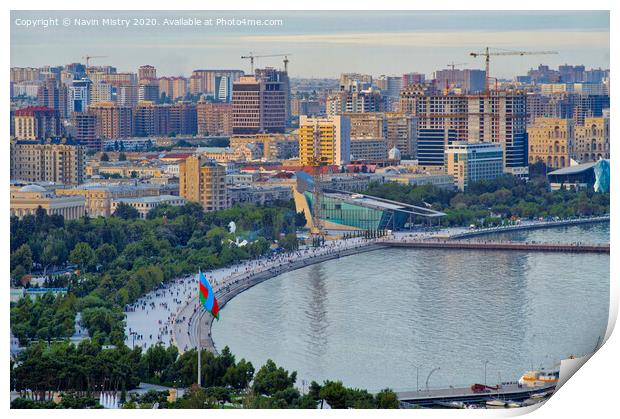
[388,146,402,161]
[18,184,47,193]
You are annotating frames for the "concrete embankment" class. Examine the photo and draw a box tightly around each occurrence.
[183,243,386,354]
[448,216,609,239]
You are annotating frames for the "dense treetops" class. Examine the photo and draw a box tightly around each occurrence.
[365,175,609,227]
[11,340,399,409]
[11,201,301,345]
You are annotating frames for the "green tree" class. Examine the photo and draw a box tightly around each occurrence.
[119,152,127,161]
[319,381,347,409]
[252,359,297,396]
[113,203,140,220]
[96,243,118,266]
[11,244,33,276]
[375,388,399,408]
[101,153,110,162]
[69,242,96,272]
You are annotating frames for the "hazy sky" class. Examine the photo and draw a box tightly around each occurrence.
[11,10,610,79]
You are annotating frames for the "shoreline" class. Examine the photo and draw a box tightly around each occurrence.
[447,215,609,239]
[167,216,609,355]
[178,241,385,354]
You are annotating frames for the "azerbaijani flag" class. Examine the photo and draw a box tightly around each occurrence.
[199,271,220,320]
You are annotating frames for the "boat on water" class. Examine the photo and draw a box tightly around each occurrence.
[530,391,552,400]
[518,369,559,388]
[506,401,522,408]
[485,399,506,407]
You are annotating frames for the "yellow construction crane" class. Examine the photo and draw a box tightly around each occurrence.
[469,47,558,95]
[240,53,292,73]
[82,55,108,67]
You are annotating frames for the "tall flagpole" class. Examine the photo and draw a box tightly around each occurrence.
[197,269,202,387]
[197,309,202,387]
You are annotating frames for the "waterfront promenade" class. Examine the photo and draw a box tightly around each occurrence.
[126,215,609,353]
[386,240,609,253]
[396,383,555,407]
[174,238,384,354]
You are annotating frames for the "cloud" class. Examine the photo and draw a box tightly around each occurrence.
[239,30,610,49]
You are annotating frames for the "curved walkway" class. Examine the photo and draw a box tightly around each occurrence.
[173,237,385,354]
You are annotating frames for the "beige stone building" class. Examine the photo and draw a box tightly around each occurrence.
[11,184,86,220]
[230,134,299,160]
[10,138,86,185]
[111,195,186,219]
[527,117,574,169]
[179,156,228,211]
[55,184,161,217]
[574,117,610,163]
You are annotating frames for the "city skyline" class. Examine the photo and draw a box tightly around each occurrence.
[11,10,609,78]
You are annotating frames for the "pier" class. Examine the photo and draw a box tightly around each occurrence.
[385,240,609,253]
[397,383,555,407]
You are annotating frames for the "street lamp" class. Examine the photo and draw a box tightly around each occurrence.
[413,365,420,392]
[483,360,490,386]
[426,367,440,391]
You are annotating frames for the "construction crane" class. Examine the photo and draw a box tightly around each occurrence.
[240,53,292,73]
[444,62,468,92]
[470,47,558,95]
[446,62,467,71]
[82,55,108,67]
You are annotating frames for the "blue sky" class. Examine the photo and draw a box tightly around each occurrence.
[11,11,610,78]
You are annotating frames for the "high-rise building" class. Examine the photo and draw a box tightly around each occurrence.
[37,78,68,118]
[12,106,61,140]
[232,74,287,134]
[402,73,426,88]
[433,69,486,93]
[298,115,351,166]
[385,112,417,158]
[404,91,528,176]
[138,65,157,82]
[466,93,528,177]
[326,88,385,115]
[255,67,290,123]
[291,98,322,117]
[190,70,244,98]
[134,101,158,137]
[345,113,385,139]
[10,67,41,83]
[88,102,133,139]
[527,117,574,169]
[72,112,99,150]
[350,138,388,161]
[339,73,373,92]
[179,155,228,211]
[68,78,92,114]
[197,102,233,136]
[10,138,86,184]
[90,80,113,104]
[138,81,160,103]
[167,103,198,136]
[574,117,610,163]
[445,142,504,191]
[376,76,403,98]
[117,84,139,108]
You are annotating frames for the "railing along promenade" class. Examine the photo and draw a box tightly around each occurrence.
[385,239,609,253]
[447,215,609,239]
